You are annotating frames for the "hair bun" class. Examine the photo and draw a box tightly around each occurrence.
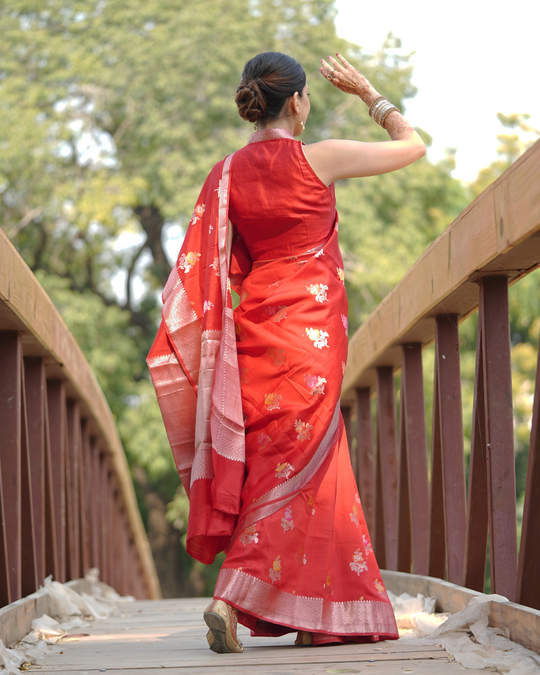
[235,78,267,123]
[236,52,306,125]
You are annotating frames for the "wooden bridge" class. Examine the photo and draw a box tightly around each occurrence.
[0,141,539,671]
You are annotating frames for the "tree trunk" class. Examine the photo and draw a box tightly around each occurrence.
[133,205,171,288]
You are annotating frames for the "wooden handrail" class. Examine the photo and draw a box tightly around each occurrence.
[343,139,540,392]
[341,139,540,610]
[0,230,160,605]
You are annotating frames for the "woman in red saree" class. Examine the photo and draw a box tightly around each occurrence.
[147,52,425,652]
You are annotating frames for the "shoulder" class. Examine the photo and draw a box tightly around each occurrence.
[303,139,355,161]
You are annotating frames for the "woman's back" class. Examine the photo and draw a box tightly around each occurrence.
[229,131,336,262]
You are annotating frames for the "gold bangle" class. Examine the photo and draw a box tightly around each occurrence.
[374,102,393,125]
[368,96,387,117]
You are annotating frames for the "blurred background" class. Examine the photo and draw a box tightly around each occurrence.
[1,0,537,597]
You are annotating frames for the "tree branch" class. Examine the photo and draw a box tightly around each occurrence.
[32,221,49,271]
[124,238,148,313]
[113,101,136,145]
[132,205,171,288]
[7,207,43,239]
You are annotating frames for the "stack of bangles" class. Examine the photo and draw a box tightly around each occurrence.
[368,96,400,127]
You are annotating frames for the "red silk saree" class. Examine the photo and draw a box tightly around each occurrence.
[147,128,398,643]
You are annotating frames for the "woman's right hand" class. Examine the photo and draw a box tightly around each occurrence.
[319,54,379,106]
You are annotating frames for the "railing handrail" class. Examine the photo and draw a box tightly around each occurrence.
[0,229,160,601]
[342,138,540,395]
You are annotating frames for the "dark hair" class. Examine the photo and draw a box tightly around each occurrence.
[235,52,306,124]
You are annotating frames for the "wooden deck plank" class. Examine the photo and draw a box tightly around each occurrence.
[28,598,489,675]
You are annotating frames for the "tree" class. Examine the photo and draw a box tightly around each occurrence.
[1,1,470,595]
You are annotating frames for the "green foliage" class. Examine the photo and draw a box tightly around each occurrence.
[1,0,485,594]
[35,270,142,416]
[337,153,469,332]
[118,378,179,495]
[36,270,179,497]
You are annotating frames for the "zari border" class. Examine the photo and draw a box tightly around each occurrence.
[210,153,246,465]
[248,128,295,144]
[215,567,398,636]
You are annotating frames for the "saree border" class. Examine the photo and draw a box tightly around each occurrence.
[188,152,245,493]
[210,152,245,466]
[215,567,398,636]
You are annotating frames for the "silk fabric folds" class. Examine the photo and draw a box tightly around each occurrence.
[147,129,398,643]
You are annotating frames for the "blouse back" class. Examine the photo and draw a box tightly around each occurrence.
[229,132,337,262]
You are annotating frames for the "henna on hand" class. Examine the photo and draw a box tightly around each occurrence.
[319,53,377,104]
[319,53,417,141]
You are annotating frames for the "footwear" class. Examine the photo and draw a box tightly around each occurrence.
[294,630,313,646]
[203,599,244,653]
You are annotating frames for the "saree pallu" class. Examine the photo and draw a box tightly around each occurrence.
[147,154,247,564]
[147,147,398,642]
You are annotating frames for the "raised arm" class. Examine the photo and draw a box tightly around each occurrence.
[303,54,426,185]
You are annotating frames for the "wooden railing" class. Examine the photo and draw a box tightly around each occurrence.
[0,230,160,606]
[341,139,540,609]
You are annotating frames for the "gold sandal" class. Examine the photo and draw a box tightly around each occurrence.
[203,599,244,653]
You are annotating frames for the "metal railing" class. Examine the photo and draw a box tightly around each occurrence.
[341,140,540,609]
[0,230,160,606]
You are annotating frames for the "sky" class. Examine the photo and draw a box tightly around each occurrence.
[334,0,539,182]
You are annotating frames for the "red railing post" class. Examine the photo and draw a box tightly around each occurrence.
[517,323,540,608]
[100,451,110,584]
[0,332,22,604]
[108,479,117,592]
[354,388,375,537]
[90,438,101,570]
[376,366,399,570]
[434,315,467,585]
[23,358,47,587]
[401,344,430,575]
[20,357,38,596]
[79,419,91,578]
[397,390,412,573]
[464,311,489,591]
[127,534,136,596]
[480,277,518,601]
[429,358,446,579]
[66,400,81,580]
[47,380,67,582]
[43,379,59,582]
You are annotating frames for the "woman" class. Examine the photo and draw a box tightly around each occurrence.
[147,51,425,652]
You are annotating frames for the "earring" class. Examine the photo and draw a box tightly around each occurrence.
[253,121,259,132]
[298,112,305,131]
